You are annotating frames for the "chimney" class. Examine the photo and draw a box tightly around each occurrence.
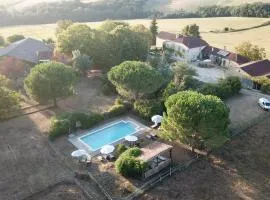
[212,47,214,52]
[224,46,227,51]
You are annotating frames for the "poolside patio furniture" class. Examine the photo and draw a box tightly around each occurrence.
[151,123,160,129]
[146,133,158,140]
[79,155,92,166]
[151,115,163,124]
[100,145,115,155]
[71,149,88,158]
[125,135,138,146]
[138,141,173,179]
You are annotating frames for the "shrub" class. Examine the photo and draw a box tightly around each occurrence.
[49,112,104,140]
[73,54,93,75]
[115,156,147,177]
[253,77,270,94]
[162,82,178,100]
[104,104,128,118]
[49,116,70,140]
[7,34,25,43]
[101,75,117,95]
[122,147,142,157]
[261,82,270,94]
[224,27,229,32]
[199,76,241,99]
[133,99,163,120]
[115,147,147,177]
[116,144,127,157]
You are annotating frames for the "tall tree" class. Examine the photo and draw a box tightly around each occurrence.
[55,20,74,36]
[149,17,158,45]
[160,91,230,150]
[108,61,164,100]
[182,24,200,37]
[57,24,95,55]
[24,62,76,107]
[235,41,266,61]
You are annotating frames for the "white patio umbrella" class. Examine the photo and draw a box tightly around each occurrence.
[100,145,115,155]
[151,115,163,124]
[125,135,138,142]
[71,149,88,158]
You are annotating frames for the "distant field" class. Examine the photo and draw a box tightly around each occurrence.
[0,17,269,58]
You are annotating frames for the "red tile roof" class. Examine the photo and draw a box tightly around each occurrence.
[202,46,250,65]
[227,53,250,65]
[241,59,270,77]
[157,31,208,49]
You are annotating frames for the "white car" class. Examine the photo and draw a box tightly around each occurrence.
[258,98,270,110]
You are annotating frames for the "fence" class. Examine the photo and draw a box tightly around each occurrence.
[117,156,199,200]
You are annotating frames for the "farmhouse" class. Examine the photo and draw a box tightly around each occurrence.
[156,31,208,62]
[0,37,53,63]
[201,45,250,67]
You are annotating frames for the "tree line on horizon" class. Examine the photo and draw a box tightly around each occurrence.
[0,2,269,26]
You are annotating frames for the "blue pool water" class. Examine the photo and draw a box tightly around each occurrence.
[80,121,138,151]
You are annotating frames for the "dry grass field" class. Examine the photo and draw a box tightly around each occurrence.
[141,115,270,200]
[0,17,269,58]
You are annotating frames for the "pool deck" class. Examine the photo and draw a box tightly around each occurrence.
[68,116,151,155]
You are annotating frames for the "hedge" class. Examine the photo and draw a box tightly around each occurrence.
[115,147,147,177]
[49,112,104,140]
[49,102,130,140]
[115,144,128,157]
[199,76,241,99]
[133,99,163,120]
[103,104,128,118]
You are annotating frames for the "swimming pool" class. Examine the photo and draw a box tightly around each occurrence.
[79,120,140,151]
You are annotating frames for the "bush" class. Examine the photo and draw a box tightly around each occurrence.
[115,156,147,177]
[101,75,117,95]
[199,76,241,99]
[115,147,147,177]
[7,34,25,43]
[162,82,178,100]
[261,83,270,94]
[49,115,71,140]
[253,77,270,94]
[73,54,93,75]
[133,99,163,120]
[116,144,127,157]
[104,104,128,118]
[49,112,104,140]
[122,147,142,157]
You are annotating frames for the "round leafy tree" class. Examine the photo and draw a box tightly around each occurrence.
[160,91,230,150]
[108,61,164,100]
[24,62,76,106]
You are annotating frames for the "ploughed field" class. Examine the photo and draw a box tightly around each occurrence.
[0,17,269,58]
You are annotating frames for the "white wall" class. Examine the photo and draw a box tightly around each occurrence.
[156,37,206,62]
[156,37,166,48]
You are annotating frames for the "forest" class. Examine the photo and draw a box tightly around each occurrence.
[0,1,269,26]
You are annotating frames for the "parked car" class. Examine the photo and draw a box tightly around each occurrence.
[258,98,270,110]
